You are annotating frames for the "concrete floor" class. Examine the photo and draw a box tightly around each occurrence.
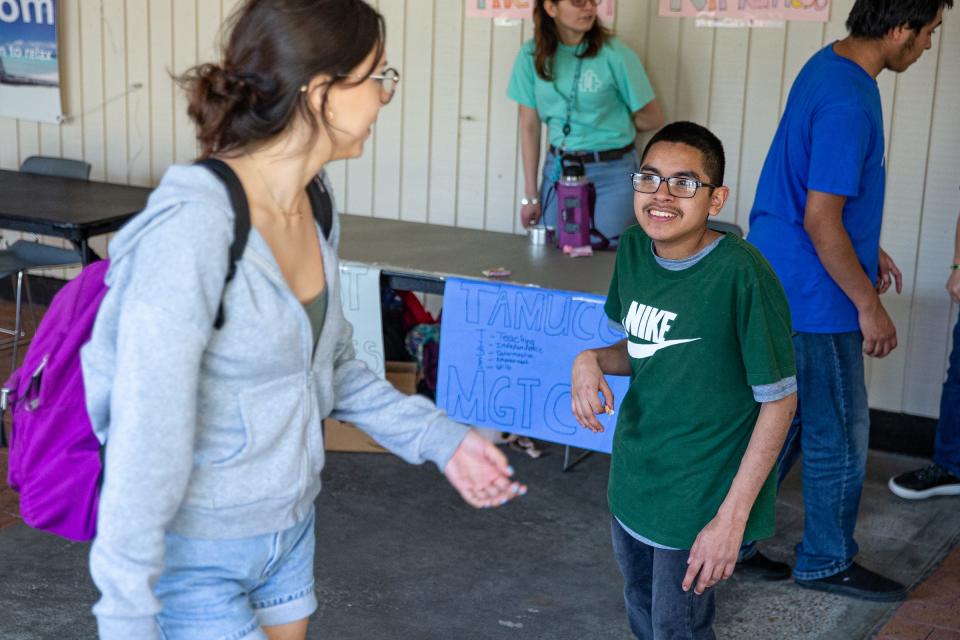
[0,447,958,640]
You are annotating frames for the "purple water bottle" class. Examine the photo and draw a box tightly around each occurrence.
[555,156,596,249]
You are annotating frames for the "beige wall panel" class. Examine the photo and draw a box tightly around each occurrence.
[148,0,175,184]
[171,0,198,164]
[644,10,682,122]
[16,121,40,166]
[102,0,129,184]
[868,45,942,412]
[707,28,748,226]
[400,0,435,223]
[455,17,492,230]
[0,118,18,170]
[79,0,105,180]
[124,0,151,187]
[483,21,523,234]
[735,27,786,229]
[675,20,715,125]
[427,0,463,227]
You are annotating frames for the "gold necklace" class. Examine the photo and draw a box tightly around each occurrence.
[249,155,303,219]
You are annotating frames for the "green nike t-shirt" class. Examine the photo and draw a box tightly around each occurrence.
[507,37,655,152]
[604,227,796,549]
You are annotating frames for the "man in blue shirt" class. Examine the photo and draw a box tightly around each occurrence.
[745,0,952,601]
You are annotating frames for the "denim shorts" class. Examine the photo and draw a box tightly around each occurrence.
[154,508,318,640]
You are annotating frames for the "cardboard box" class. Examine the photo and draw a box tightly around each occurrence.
[324,361,418,453]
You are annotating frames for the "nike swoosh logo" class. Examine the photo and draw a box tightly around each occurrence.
[628,338,701,359]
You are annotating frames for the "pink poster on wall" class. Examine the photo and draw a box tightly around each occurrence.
[659,0,830,24]
[467,0,616,22]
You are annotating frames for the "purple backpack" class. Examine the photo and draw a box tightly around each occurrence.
[4,260,110,541]
[2,159,332,541]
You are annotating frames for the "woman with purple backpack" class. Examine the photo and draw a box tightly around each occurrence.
[80,1,525,638]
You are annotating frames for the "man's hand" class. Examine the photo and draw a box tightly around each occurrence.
[571,350,615,433]
[520,201,542,229]
[444,430,526,509]
[859,298,898,358]
[682,514,745,596]
[947,269,960,304]
[877,248,903,295]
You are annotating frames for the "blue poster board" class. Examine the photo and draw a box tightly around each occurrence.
[438,277,629,453]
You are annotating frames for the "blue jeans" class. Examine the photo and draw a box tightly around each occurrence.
[741,332,869,580]
[611,517,716,640]
[782,331,872,580]
[154,508,318,640]
[935,315,960,476]
[540,149,639,244]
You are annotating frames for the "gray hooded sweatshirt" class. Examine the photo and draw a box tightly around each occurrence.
[81,164,469,639]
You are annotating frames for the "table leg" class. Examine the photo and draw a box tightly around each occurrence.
[72,238,102,266]
[562,446,594,472]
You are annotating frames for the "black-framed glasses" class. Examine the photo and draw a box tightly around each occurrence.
[337,67,401,105]
[631,172,716,199]
[566,0,603,7]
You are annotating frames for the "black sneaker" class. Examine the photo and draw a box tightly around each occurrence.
[735,551,791,581]
[795,563,906,602]
[889,463,960,500]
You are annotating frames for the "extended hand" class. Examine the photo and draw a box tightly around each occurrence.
[520,202,542,229]
[682,515,745,595]
[571,350,614,433]
[444,430,527,508]
[860,299,898,358]
[876,248,903,295]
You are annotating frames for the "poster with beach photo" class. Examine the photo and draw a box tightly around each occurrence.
[0,0,63,123]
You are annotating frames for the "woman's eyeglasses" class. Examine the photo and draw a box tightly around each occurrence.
[336,67,401,105]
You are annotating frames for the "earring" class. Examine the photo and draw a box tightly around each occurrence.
[327,110,335,121]
[299,84,308,93]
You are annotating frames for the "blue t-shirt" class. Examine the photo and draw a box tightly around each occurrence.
[747,44,885,333]
[507,37,655,152]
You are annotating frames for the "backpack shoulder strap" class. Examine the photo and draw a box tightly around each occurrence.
[306,174,333,240]
[195,157,251,330]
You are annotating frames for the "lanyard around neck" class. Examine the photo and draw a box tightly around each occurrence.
[558,54,585,152]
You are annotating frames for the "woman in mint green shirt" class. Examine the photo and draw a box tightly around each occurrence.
[508,0,663,244]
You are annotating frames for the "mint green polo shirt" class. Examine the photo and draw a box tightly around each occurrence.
[507,37,655,152]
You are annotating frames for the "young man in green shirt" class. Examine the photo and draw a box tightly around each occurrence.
[571,122,797,639]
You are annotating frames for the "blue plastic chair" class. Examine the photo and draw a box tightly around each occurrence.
[20,155,91,180]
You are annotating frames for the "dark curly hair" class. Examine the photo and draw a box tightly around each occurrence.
[177,0,385,157]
